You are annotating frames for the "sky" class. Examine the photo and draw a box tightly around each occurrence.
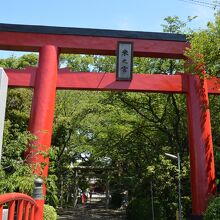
[0,0,217,57]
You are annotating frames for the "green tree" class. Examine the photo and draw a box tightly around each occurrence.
[185,11,220,76]
[0,54,38,194]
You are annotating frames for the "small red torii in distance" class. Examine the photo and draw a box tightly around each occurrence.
[0,23,218,219]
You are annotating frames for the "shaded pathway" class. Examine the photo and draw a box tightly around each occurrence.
[58,200,126,220]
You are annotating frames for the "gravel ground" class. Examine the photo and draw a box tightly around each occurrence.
[58,200,126,220]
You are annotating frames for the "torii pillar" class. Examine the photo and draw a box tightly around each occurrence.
[26,45,59,183]
[187,74,216,218]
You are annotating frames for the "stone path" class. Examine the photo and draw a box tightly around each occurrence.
[58,200,126,220]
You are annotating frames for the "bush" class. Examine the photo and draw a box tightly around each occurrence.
[126,198,160,220]
[110,192,123,208]
[44,204,58,220]
[126,198,163,220]
[204,196,220,220]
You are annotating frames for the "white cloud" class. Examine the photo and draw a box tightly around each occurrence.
[116,16,137,30]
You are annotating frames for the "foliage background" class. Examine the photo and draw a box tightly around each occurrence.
[0,12,220,219]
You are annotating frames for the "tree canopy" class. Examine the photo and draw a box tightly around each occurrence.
[0,13,219,219]
[185,10,220,76]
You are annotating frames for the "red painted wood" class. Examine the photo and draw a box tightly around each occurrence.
[6,67,36,88]
[186,74,216,215]
[24,202,30,220]
[0,193,38,219]
[6,68,220,94]
[0,205,3,219]
[27,45,58,182]
[5,68,188,93]
[0,31,188,58]
[57,71,189,93]
[34,200,44,220]
[0,193,36,205]
[0,193,35,205]
[8,201,15,220]
[17,200,24,220]
[30,205,35,220]
[0,27,218,217]
[207,77,220,94]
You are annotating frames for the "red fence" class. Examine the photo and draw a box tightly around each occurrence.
[0,193,38,220]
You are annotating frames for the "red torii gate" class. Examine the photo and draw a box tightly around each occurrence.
[0,23,218,218]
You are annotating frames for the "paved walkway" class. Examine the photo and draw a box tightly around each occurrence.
[58,200,126,220]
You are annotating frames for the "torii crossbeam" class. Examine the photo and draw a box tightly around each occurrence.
[0,23,218,218]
